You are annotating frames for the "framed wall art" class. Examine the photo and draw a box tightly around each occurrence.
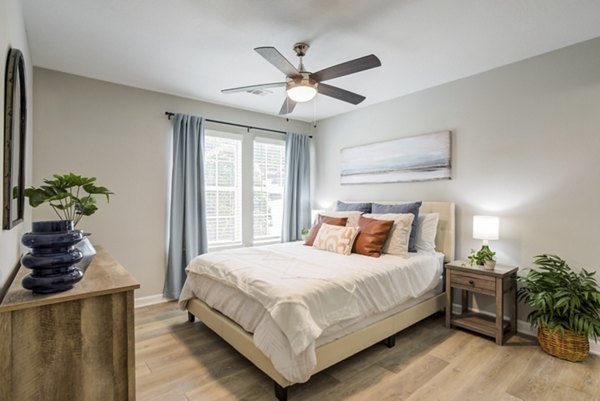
[340,131,451,185]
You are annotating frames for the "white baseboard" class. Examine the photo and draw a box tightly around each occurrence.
[135,293,169,308]
[451,303,599,355]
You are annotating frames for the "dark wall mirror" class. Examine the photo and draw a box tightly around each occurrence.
[3,48,27,230]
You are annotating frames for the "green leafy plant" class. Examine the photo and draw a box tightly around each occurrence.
[24,173,113,227]
[467,246,496,266]
[517,254,600,341]
[301,227,309,237]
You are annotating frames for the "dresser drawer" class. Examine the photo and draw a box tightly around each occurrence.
[450,271,496,295]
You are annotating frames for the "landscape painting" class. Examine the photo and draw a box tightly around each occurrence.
[340,131,451,185]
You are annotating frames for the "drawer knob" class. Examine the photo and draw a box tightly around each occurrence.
[469,280,475,285]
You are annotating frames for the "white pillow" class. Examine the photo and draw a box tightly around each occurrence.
[363,213,414,257]
[319,211,363,227]
[415,213,439,253]
[312,223,359,256]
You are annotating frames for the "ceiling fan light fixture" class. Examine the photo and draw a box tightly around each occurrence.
[286,75,318,102]
[287,85,317,102]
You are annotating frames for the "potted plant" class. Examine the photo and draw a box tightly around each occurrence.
[301,227,309,240]
[467,246,496,270]
[24,173,113,227]
[19,173,114,293]
[517,254,600,362]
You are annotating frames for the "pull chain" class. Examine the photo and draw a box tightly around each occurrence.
[313,95,318,129]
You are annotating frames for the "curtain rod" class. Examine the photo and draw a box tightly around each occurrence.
[165,112,312,138]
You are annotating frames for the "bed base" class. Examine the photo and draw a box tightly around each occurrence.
[186,292,445,400]
[188,314,396,347]
[274,382,288,401]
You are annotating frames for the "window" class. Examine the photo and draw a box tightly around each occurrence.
[204,130,285,248]
[253,140,286,241]
[204,134,242,246]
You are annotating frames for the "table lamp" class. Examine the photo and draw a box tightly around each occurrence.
[473,215,499,252]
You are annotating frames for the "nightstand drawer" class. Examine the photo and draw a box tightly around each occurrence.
[450,271,496,295]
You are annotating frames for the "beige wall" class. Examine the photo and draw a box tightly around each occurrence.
[27,36,600,314]
[0,0,33,293]
[314,38,600,314]
[32,68,312,297]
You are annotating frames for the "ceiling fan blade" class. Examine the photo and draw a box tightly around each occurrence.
[222,82,286,94]
[318,83,366,105]
[279,98,297,115]
[255,47,300,77]
[311,54,381,82]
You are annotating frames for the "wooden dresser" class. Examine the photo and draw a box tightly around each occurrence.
[0,246,140,401]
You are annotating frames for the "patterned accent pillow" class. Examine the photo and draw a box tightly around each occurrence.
[364,213,415,257]
[304,215,348,246]
[312,223,360,256]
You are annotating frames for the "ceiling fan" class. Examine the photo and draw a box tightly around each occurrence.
[221,43,382,115]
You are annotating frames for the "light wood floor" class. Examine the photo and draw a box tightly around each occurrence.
[135,302,600,401]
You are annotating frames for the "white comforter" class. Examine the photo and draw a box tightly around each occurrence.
[179,242,441,382]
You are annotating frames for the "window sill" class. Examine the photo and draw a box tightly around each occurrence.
[207,238,281,253]
[252,238,282,246]
[207,242,243,252]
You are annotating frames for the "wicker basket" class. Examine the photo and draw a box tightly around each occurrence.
[537,325,589,362]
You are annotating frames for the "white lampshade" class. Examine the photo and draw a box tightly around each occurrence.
[473,215,499,241]
[287,85,317,102]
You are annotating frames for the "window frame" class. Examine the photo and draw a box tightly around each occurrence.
[204,129,286,251]
[252,136,286,244]
[204,129,243,249]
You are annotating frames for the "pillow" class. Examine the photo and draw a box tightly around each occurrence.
[364,213,414,257]
[312,223,359,256]
[304,215,348,246]
[336,201,372,213]
[371,202,422,252]
[415,213,440,253]
[320,211,363,227]
[352,216,394,257]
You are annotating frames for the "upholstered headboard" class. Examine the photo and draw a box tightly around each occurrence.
[334,201,456,262]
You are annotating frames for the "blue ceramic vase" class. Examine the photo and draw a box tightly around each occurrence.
[21,220,85,294]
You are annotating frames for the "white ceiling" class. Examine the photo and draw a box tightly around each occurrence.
[21,0,600,122]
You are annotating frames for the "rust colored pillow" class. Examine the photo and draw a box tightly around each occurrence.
[304,215,348,246]
[352,216,394,257]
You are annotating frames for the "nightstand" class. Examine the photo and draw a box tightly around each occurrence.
[445,261,518,345]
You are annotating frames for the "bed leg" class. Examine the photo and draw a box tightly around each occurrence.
[187,311,195,323]
[385,335,396,348]
[274,382,288,401]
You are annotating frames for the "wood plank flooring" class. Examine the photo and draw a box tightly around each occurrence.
[135,302,600,401]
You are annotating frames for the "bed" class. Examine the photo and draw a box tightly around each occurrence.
[179,201,455,400]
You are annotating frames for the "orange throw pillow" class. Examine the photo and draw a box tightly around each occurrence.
[353,216,394,257]
[304,215,348,246]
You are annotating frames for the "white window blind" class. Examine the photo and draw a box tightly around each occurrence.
[204,134,242,246]
[253,139,286,241]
